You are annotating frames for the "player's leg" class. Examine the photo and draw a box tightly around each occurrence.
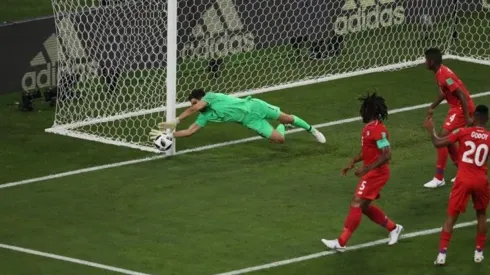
[435,127,451,178]
[362,204,403,245]
[244,118,285,143]
[250,98,326,143]
[321,196,368,251]
[360,173,403,245]
[424,113,460,188]
[322,174,402,250]
[472,184,489,263]
[434,182,468,265]
[435,214,460,265]
[475,209,487,263]
[276,112,326,143]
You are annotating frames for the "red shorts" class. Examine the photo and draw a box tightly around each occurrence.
[355,169,390,200]
[447,179,490,216]
[442,108,473,132]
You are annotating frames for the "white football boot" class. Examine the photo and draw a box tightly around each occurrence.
[321,239,346,252]
[434,253,447,265]
[388,224,404,245]
[424,178,445,188]
[451,177,456,183]
[474,250,484,263]
[311,128,326,143]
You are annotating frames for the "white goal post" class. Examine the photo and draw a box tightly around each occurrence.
[46,0,490,154]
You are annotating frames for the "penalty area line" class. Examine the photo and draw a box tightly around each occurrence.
[0,243,151,275]
[214,218,490,275]
[2,90,490,190]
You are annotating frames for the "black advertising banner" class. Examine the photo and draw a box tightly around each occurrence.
[0,0,488,95]
[0,18,58,94]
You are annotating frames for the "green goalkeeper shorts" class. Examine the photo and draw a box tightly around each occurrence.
[242,98,281,138]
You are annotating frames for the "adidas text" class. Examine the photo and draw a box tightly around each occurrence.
[22,61,99,92]
[181,0,255,59]
[181,32,255,59]
[334,0,405,35]
[22,63,57,91]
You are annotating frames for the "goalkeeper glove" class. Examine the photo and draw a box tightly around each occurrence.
[158,118,180,130]
[149,129,174,141]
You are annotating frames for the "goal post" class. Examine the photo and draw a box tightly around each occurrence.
[46,0,490,153]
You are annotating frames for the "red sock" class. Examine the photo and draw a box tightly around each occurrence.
[363,205,397,231]
[476,233,487,252]
[435,147,449,181]
[448,144,459,166]
[439,230,452,253]
[338,206,362,246]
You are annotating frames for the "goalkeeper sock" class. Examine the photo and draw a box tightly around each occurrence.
[276,124,286,137]
[292,115,313,132]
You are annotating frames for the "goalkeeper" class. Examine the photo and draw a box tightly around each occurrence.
[151,89,326,144]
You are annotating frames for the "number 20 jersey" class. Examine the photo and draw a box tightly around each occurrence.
[448,127,490,181]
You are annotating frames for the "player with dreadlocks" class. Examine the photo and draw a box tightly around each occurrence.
[322,93,403,251]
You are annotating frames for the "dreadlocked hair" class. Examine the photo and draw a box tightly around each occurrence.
[358,92,388,122]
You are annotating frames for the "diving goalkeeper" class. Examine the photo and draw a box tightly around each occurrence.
[150,89,326,144]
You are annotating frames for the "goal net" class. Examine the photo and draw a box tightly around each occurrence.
[47,0,490,153]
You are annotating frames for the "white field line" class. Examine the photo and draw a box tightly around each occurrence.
[2,90,490,190]
[0,221,486,275]
[0,243,151,275]
[214,219,490,275]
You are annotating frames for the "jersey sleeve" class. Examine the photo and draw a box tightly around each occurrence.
[447,128,464,143]
[195,113,208,127]
[437,71,459,93]
[372,126,390,149]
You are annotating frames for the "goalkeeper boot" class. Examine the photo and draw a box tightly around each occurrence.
[310,128,326,144]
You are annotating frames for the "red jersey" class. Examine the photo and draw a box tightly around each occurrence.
[361,120,390,172]
[448,127,490,181]
[435,65,474,111]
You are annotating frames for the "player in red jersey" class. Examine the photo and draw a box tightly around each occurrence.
[321,93,403,251]
[423,104,490,265]
[423,48,475,189]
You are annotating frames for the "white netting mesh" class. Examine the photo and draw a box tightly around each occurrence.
[48,0,490,152]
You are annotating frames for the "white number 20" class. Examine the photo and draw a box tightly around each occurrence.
[462,141,489,167]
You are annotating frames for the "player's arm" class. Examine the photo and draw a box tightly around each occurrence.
[173,123,201,138]
[354,132,391,177]
[427,92,445,118]
[423,117,458,147]
[342,150,362,175]
[158,101,208,130]
[177,101,208,122]
[352,151,363,163]
[360,147,391,173]
[454,88,472,125]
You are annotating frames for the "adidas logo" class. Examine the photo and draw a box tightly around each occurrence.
[181,0,255,59]
[22,18,98,91]
[22,34,59,91]
[334,0,405,35]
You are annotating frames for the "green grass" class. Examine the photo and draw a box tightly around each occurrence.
[2,2,490,275]
[2,60,490,275]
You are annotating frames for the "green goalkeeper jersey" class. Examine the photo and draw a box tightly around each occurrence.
[195,92,250,127]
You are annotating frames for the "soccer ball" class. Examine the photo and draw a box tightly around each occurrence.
[153,133,173,151]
